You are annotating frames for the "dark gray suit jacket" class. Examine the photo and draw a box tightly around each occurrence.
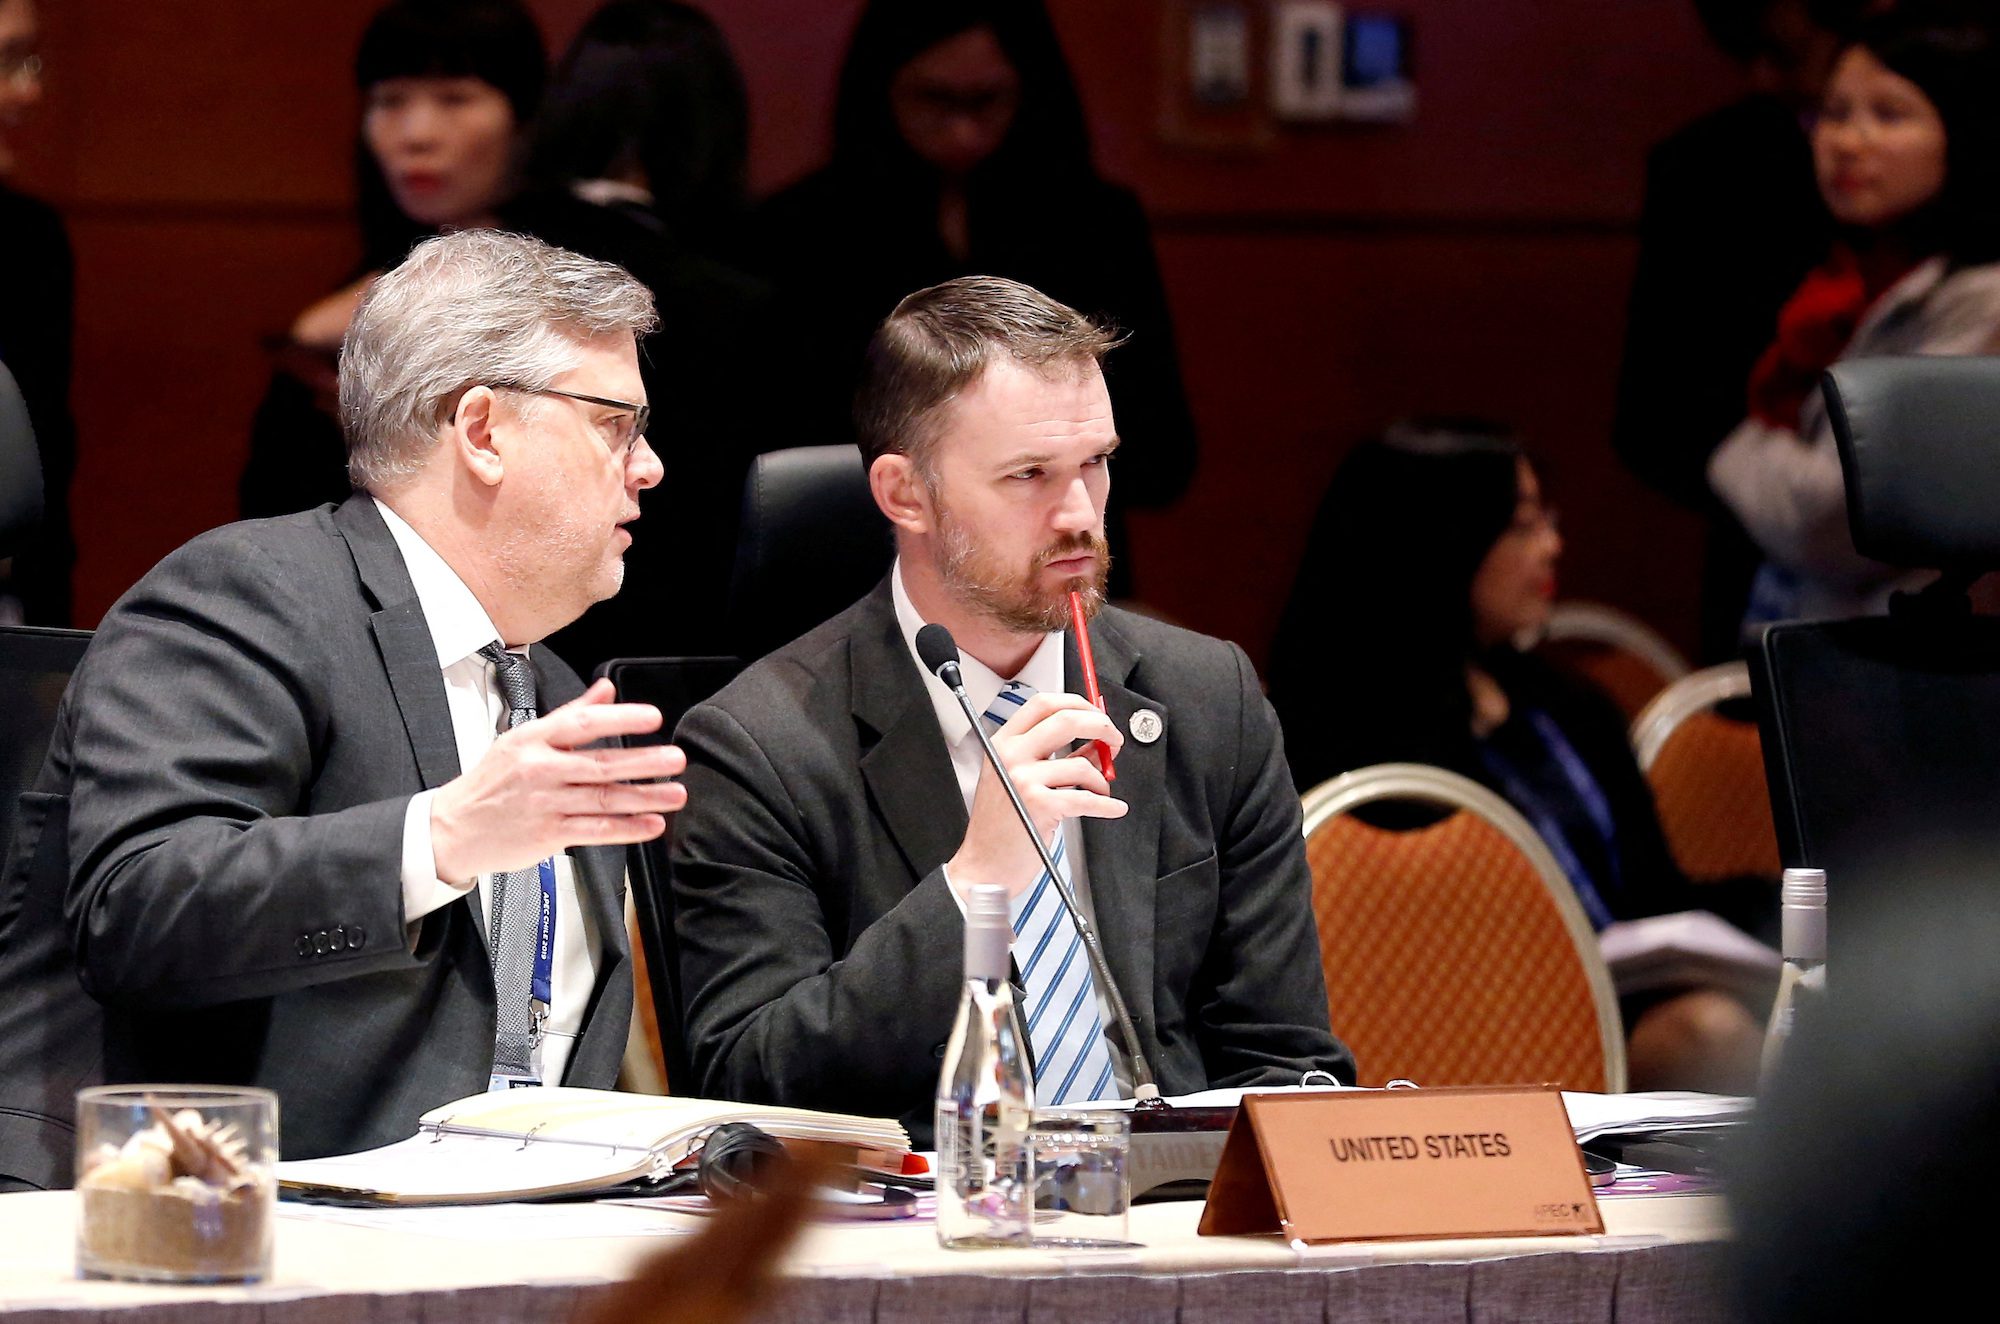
[671,580,1351,1144]
[0,496,631,1188]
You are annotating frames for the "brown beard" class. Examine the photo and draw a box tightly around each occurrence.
[936,507,1111,635]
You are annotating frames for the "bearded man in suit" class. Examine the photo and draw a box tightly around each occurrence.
[671,275,1352,1142]
[0,230,685,1187]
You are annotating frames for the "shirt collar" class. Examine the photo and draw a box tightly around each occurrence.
[892,559,1066,745]
[373,497,509,669]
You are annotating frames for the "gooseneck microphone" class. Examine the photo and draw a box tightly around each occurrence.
[915,623,1163,1107]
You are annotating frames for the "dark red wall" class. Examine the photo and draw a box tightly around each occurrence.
[13,0,1741,664]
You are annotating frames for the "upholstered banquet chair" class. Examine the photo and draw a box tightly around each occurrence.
[1631,661,1781,884]
[1538,600,1690,719]
[1303,763,1626,1093]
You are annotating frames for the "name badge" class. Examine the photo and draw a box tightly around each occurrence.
[1197,1087,1602,1244]
[487,1070,542,1093]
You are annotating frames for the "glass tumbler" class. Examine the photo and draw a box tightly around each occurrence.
[1030,1107,1133,1247]
[74,1085,279,1283]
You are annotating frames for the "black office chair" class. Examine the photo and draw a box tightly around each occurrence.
[1750,357,2000,958]
[0,362,43,559]
[0,625,95,1189]
[0,626,89,874]
[597,656,744,1093]
[726,445,892,664]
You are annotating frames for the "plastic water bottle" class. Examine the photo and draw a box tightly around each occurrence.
[1760,867,1827,1086]
[935,883,1034,1248]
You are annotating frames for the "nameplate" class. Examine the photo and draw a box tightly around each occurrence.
[1196,1087,1602,1244]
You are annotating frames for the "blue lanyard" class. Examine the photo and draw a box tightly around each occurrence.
[532,858,557,1010]
[1477,709,1623,931]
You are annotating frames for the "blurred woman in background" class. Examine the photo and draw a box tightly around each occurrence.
[239,0,544,519]
[0,0,74,627]
[1270,423,1766,1092]
[757,0,1196,596]
[522,0,749,257]
[514,0,776,669]
[1709,11,2000,629]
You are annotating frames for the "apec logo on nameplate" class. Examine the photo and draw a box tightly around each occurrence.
[1197,1087,1602,1244]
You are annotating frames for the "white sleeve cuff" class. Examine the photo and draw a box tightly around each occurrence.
[401,789,475,935]
[941,862,967,916]
[941,862,1041,927]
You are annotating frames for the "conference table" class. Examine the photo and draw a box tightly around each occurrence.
[0,1186,1730,1323]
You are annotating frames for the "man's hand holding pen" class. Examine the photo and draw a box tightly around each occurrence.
[947,691,1125,900]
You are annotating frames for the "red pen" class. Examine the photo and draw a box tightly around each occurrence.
[1068,589,1116,783]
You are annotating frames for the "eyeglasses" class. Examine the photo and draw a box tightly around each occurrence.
[492,385,651,459]
[2,53,41,88]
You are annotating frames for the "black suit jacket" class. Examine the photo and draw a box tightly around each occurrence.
[670,580,1350,1143]
[0,496,631,1188]
[0,184,76,625]
[1611,95,1830,661]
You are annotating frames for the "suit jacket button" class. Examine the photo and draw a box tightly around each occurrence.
[933,1042,947,1058]
[332,925,346,949]
[348,926,366,949]
[296,935,312,958]
[313,931,330,955]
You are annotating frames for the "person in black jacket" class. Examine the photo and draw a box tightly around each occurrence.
[515,0,779,672]
[756,0,1197,597]
[1269,422,1767,1091]
[520,0,750,264]
[0,0,74,627]
[1611,0,1866,660]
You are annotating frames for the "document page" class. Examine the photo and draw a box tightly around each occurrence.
[278,1131,652,1205]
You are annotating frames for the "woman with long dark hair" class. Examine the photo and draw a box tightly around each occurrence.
[757,0,1196,594]
[240,0,545,519]
[521,0,749,257]
[515,0,778,671]
[1709,11,2000,629]
[1270,423,1767,1091]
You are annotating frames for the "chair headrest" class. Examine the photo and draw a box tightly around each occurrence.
[1823,357,2000,567]
[0,362,43,558]
[727,445,892,660]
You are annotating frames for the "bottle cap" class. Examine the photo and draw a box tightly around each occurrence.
[963,883,1012,983]
[1781,867,1827,909]
[1779,868,1827,962]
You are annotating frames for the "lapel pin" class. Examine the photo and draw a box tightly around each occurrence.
[1129,709,1163,744]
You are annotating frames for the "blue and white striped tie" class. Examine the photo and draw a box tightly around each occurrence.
[981,681,1117,1104]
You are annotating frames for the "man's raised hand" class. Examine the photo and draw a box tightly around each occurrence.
[430,678,687,880]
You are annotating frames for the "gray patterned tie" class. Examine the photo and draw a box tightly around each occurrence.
[478,642,547,1081]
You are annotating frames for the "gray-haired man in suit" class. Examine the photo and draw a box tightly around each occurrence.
[0,231,685,1187]
[672,276,1353,1144]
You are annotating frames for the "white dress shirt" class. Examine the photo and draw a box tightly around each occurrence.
[376,499,602,1085]
[890,561,1130,1092]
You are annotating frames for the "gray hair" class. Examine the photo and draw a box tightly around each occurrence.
[339,230,658,491]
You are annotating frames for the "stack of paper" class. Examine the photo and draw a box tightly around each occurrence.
[1561,1090,1752,1146]
[1598,910,1782,1002]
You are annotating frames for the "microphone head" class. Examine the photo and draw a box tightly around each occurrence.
[915,624,961,679]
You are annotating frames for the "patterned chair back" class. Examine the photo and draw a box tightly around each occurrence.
[1303,764,1626,1092]
[1632,662,1781,883]
[1538,601,1690,720]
